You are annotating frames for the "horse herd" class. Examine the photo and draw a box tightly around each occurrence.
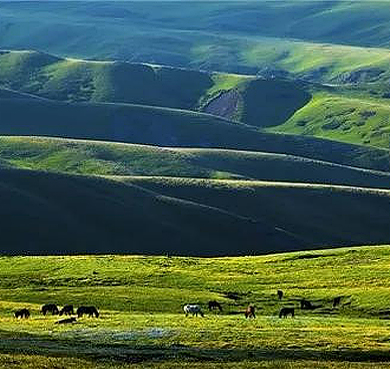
[14,290,343,322]
[14,303,99,324]
[184,290,343,319]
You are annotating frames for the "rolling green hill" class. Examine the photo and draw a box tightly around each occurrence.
[0,50,214,109]
[0,50,311,128]
[119,176,390,248]
[2,167,390,254]
[0,167,297,256]
[0,98,389,172]
[2,136,390,189]
[4,50,390,150]
[269,92,390,148]
[3,2,390,83]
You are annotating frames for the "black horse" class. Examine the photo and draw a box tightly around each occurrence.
[333,296,341,308]
[59,305,74,316]
[208,300,223,312]
[277,290,283,300]
[41,304,59,316]
[300,299,313,310]
[77,306,99,318]
[15,308,30,319]
[279,307,294,318]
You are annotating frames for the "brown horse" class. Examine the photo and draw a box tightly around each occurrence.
[245,305,256,319]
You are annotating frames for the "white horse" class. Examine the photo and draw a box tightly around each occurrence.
[183,304,204,317]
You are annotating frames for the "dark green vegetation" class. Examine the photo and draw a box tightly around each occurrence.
[2,164,390,254]
[1,246,390,367]
[0,167,294,255]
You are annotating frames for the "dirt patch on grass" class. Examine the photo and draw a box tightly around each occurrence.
[203,89,241,120]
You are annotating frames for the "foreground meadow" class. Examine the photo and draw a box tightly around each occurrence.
[1,246,390,368]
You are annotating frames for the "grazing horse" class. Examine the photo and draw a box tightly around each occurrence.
[277,290,283,300]
[55,317,77,324]
[279,307,295,318]
[183,304,204,317]
[77,306,99,318]
[300,299,313,310]
[59,305,74,316]
[333,296,341,308]
[208,300,222,312]
[41,304,59,316]
[14,308,30,319]
[245,305,256,319]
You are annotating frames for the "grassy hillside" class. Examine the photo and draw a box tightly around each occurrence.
[3,2,390,82]
[119,176,390,248]
[0,50,214,109]
[270,92,390,148]
[2,246,390,367]
[2,136,390,189]
[0,50,314,127]
[1,166,390,254]
[5,50,390,150]
[0,167,297,256]
[1,98,389,172]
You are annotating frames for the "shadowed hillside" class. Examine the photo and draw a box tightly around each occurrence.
[0,168,298,256]
[1,167,390,254]
[0,98,389,172]
[122,176,390,248]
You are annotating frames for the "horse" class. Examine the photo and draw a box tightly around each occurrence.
[55,317,77,324]
[279,307,295,318]
[77,306,99,318]
[208,300,222,312]
[14,308,30,319]
[300,299,313,310]
[333,296,341,308]
[41,304,59,316]
[183,304,204,317]
[245,305,256,319]
[59,305,74,316]
[277,290,283,300]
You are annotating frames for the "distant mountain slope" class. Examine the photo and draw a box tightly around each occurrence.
[122,176,390,249]
[2,136,390,189]
[0,168,299,255]
[2,2,390,82]
[0,98,389,172]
